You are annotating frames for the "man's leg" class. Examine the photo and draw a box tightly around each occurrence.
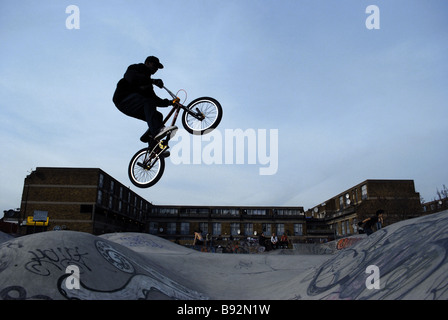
[142,99,164,137]
[117,93,164,140]
[141,97,177,142]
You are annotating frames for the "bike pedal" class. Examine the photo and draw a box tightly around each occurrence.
[158,140,168,149]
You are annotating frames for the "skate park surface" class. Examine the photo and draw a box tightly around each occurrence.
[0,210,447,300]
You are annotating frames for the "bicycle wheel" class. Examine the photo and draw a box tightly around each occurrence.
[128,148,165,188]
[182,97,222,135]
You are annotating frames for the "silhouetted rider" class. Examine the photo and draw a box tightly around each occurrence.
[113,56,177,144]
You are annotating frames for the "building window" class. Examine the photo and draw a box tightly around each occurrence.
[149,222,158,235]
[180,222,190,235]
[167,223,176,235]
[361,184,368,200]
[262,223,271,236]
[99,174,104,188]
[212,223,221,235]
[212,208,239,216]
[152,208,178,215]
[353,220,358,234]
[244,223,253,236]
[180,208,209,215]
[97,190,102,204]
[276,209,302,216]
[276,224,285,235]
[108,195,113,209]
[294,224,303,236]
[230,223,240,236]
[246,209,266,215]
[199,222,208,233]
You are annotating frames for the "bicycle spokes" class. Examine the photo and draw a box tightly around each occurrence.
[129,147,165,188]
[184,99,220,132]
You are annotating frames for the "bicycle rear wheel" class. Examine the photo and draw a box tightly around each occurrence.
[128,148,165,188]
[182,97,222,135]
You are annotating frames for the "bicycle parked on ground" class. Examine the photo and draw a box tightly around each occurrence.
[128,86,223,188]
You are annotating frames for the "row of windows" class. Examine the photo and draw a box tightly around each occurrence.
[97,173,152,221]
[150,207,304,216]
[422,199,447,212]
[330,220,359,236]
[149,222,304,236]
[338,185,368,210]
[312,184,369,217]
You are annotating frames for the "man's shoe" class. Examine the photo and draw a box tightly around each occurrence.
[161,150,170,158]
[154,126,178,140]
[140,128,153,143]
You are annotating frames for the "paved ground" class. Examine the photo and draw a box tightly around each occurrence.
[1,210,447,300]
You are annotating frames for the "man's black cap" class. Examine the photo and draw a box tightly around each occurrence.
[145,56,164,69]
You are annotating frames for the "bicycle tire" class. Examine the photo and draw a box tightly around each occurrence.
[182,97,222,135]
[128,148,165,188]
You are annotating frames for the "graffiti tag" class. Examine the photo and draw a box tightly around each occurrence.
[25,247,91,276]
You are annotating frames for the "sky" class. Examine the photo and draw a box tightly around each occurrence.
[1,0,447,216]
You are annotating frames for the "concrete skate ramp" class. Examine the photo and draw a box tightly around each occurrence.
[0,232,13,244]
[0,210,447,300]
[0,231,207,300]
[307,210,448,299]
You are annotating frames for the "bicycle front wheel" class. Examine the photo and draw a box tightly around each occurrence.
[182,97,222,135]
[128,148,165,188]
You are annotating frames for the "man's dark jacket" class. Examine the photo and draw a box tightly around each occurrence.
[113,63,163,106]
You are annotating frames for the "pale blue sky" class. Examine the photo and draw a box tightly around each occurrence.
[1,0,447,214]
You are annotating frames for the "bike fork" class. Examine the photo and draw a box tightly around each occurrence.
[182,105,205,121]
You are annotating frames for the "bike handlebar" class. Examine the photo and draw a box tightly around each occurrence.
[163,86,177,99]
[163,86,183,104]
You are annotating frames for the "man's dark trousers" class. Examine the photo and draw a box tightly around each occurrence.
[117,93,163,136]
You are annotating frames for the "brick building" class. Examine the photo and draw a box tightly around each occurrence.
[20,167,148,234]
[18,168,425,243]
[148,205,306,244]
[307,179,422,238]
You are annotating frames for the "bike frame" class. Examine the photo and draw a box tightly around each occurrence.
[139,87,204,165]
[162,86,204,127]
[129,87,222,188]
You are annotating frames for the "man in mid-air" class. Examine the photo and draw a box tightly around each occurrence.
[113,56,177,146]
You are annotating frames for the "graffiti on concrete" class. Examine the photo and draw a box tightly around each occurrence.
[336,237,364,250]
[113,235,164,249]
[25,246,91,276]
[306,212,448,299]
[0,285,52,300]
[95,240,135,274]
[0,235,207,300]
[58,240,207,300]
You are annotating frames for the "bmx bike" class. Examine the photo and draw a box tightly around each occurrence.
[128,86,223,188]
